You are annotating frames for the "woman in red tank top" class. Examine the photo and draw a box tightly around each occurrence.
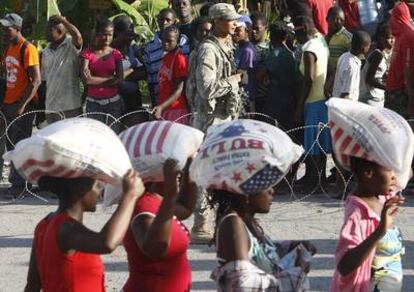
[24,170,144,292]
[123,158,198,292]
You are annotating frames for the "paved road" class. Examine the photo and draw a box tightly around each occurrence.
[1,192,413,291]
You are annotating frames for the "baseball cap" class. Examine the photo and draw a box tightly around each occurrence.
[0,13,23,28]
[209,3,241,21]
[236,15,252,28]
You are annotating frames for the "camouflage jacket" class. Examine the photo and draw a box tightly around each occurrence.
[187,36,241,131]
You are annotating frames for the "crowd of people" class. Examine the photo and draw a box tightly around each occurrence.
[1,0,412,291]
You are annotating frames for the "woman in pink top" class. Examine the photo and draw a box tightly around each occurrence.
[330,158,404,292]
[80,18,123,132]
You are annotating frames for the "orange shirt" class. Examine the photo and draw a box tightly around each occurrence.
[3,37,39,104]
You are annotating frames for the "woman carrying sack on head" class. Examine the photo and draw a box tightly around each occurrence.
[190,119,316,291]
[24,170,144,292]
[122,158,197,292]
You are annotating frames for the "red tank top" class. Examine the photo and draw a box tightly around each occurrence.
[123,192,191,292]
[34,212,105,292]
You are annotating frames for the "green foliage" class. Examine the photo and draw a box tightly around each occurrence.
[28,0,60,47]
[60,0,94,44]
[140,0,168,15]
[57,0,80,13]
[137,0,169,35]
[1,0,170,47]
[111,0,154,43]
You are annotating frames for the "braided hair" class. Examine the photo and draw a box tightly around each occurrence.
[207,189,266,244]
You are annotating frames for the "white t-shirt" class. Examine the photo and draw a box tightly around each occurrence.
[332,51,362,101]
[41,36,82,111]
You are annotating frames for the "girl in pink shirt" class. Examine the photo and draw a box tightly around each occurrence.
[80,18,123,131]
[330,158,404,292]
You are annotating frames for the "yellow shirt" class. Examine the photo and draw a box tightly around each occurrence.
[299,34,329,103]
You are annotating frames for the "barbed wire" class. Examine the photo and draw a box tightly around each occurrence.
[1,108,410,219]
[0,108,352,210]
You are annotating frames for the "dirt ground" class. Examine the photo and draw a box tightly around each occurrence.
[1,189,413,292]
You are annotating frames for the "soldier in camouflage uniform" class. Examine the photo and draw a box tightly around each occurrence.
[187,4,244,132]
[186,3,244,243]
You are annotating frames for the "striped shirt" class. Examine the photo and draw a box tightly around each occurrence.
[327,27,352,71]
[144,31,190,105]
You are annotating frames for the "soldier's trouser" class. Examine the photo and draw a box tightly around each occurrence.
[191,188,210,233]
[190,114,232,233]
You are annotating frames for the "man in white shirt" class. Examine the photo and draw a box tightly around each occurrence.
[332,30,371,101]
[41,15,83,124]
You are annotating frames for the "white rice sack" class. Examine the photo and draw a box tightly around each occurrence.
[3,118,132,187]
[103,121,204,205]
[190,119,304,194]
[118,121,204,182]
[327,98,414,189]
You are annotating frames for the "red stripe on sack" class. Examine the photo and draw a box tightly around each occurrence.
[64,170,78,178]
[333,128,344,143]
[340,154,349,165]
[47,165,67,177]
[145,122,162,155]
[350,143,361,156]
[328,121,335,128]
[29,165,69,182]
[340,136,353,153]
[21,159,54,171]
[28,170,44,182]
[156,122,173,154]
[133,122,150,157]
[119,131,126,142]
[124,129,134,152]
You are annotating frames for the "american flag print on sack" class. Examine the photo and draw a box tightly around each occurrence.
[116,121,204,183]
[4,118,132,188]
[326,98,414,190]
[190,119,304,195]
[239,164,283,194]
[329,121,370,169]
[120,121,174,158]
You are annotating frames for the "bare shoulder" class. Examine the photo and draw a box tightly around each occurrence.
[217,214,250,262]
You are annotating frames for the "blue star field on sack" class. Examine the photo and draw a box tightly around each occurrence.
[239,164,282,194]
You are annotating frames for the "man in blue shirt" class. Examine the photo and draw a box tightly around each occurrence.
[233,15,258,113]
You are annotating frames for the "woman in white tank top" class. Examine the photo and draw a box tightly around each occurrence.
[360,23,394,107]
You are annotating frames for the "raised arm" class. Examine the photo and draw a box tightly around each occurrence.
[50,15,83,49]
[174,157,198,220]
[57,170,144,254]
[338,196,404,276]
[131,159,181,259]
